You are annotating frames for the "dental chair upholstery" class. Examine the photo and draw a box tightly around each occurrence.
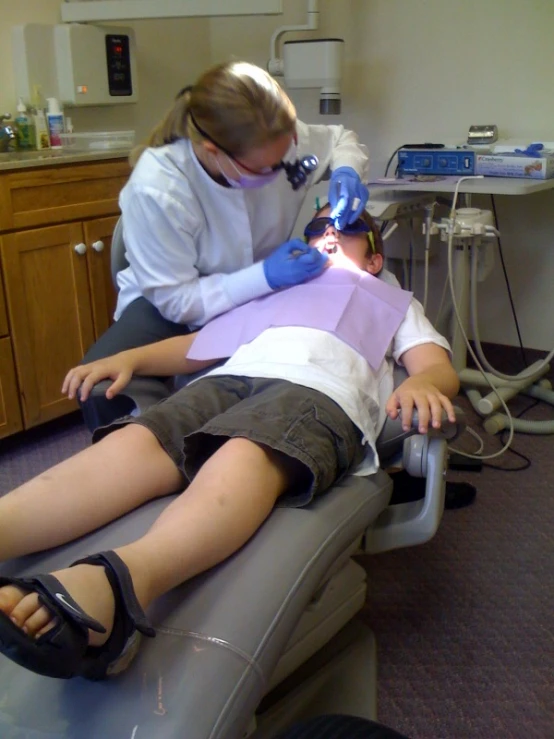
[0,220,463,739]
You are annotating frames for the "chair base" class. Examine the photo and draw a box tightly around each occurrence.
[250,619,378,739]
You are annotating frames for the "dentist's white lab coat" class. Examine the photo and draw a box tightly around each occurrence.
[115,120,369,327]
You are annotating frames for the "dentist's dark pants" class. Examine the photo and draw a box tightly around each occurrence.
[79,297,192,432]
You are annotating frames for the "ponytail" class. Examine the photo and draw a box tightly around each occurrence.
[130,61,296,168]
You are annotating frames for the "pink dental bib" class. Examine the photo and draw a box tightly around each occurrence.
[188,267,413,370]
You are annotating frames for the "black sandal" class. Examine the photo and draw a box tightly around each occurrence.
[0,550,155,680]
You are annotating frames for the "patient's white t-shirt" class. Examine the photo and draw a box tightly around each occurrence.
[204,296,450,475]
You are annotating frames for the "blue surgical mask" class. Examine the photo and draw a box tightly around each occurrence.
[215,153,281,190]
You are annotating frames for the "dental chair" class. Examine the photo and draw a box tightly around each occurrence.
[0,220,463,739]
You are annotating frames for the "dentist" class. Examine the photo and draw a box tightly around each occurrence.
[80,60,369,431]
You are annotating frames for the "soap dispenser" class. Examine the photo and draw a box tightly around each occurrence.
[15,98,36,150]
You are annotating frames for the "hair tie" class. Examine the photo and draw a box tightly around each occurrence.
[175,85,194,101]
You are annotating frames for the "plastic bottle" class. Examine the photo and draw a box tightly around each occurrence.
[33,108,50,150]
[64,116,75,148]
[46,97,64,149]
[15,98,36,150]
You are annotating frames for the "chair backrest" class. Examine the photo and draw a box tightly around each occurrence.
[111,217,129,289]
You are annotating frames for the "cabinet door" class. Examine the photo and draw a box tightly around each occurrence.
[83,215,119,340]
[1,223,95,428]
[0,266,8,337]
[0,337,23,438]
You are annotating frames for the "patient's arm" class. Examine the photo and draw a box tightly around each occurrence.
[63,335,224,401]
[386,343,460,433]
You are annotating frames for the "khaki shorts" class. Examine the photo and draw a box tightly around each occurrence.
[94,375,364,507]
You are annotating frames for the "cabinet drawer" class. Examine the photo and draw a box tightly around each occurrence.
[0,336,23,438]
[0,159,130,232]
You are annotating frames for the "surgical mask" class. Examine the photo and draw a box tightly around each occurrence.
[215,153,281,190]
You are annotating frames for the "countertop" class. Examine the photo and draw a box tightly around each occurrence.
[369,174,554,197]
[0,148,131,171]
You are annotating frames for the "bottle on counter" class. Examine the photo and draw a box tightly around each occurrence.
[29,85,50,151]
[33,107,50,150]
[46,97,64,149]
[15,98,36,150]
[64,116,75,148]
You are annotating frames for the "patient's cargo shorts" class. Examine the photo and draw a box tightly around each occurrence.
[94,375,365,507]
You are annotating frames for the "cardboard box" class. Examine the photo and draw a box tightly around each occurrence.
[475,149,554,179]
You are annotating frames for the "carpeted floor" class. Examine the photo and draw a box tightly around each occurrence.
[0,396,553,739]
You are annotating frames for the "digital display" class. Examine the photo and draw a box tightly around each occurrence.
[105,34,132,96]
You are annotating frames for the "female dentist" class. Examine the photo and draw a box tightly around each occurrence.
[81,60,369,431]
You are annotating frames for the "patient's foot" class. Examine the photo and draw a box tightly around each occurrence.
[0,565,115,645]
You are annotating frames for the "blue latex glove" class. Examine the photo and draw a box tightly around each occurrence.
[514,142,544,157]
[263,239,329,290]
[328,166,369,230]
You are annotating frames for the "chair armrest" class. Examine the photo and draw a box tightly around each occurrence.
[376,405,466,465]
[364,405,465,555]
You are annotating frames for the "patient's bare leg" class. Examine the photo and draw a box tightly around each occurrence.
[0,424,184,562]
[0,437,294,646]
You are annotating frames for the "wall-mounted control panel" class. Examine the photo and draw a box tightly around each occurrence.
[13,23,138,106]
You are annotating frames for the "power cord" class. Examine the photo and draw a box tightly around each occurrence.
[482,399,539,472]
[383,146,403,178]
[490,195,530,368]
[441,176,516,461]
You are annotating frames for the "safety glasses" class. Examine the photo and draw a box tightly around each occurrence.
[303,216,370,239]
[190,110,291,173]
[189,109,317,190]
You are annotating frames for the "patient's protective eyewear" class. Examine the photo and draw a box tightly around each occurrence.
[303,217,370,239]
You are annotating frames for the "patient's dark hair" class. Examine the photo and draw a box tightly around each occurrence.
[313,202,384,258]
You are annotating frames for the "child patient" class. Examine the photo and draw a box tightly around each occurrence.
[0,204,459,681]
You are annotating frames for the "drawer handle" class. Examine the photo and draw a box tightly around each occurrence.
[92,240,105,253]
[74,242,87,255]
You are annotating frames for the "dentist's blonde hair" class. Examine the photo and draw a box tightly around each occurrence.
[130,61,296,166]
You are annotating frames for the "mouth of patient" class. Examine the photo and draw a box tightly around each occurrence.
[321,239,339,255]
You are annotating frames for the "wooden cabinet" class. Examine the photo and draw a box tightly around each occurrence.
[84,215,119,340]
[0,269,22,437]
[0,158,129,434]
[0,337,23,437]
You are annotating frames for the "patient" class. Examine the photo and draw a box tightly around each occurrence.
[0,204,459,681]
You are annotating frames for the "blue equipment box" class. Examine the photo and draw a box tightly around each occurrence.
[398,148,476,176]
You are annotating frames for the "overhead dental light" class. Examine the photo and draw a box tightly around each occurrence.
[267,0,344,115]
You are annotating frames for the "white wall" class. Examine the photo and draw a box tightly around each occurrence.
[348,0,554,351]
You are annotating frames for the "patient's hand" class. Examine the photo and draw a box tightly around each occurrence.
[62,353,135,402]
[385,376,456,434]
